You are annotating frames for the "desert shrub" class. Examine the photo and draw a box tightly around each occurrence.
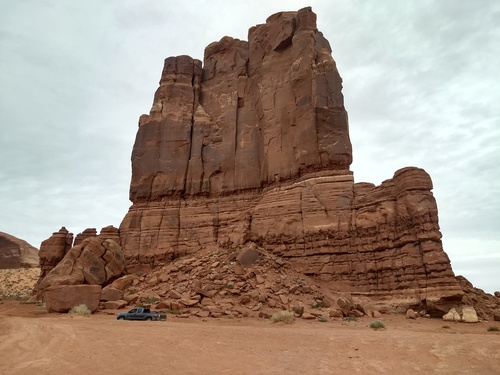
[271,310,295,324]
[145,297,159,304]
[68,304,91,317]
[310,301,323,309]
[487,326,499,332]
[370,320,385,329]
[442,325,451,329]
[343,316,358,322]
[317,317,328,322]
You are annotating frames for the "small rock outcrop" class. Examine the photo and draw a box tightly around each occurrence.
[118,7,463,308]
[455,275,500,319]
[44,285,101,313]
[0,232,39,268]
[74,228,97,246]
[443,306,479,323]
[36,237,126,295]
[37,227,73,283]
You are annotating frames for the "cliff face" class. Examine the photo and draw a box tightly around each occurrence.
[120,7,463,305]
[0,232,39,269]
[130,8,351,201]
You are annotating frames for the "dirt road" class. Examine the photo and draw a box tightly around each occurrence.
[1,302,499,375]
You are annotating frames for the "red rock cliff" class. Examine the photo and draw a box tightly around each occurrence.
[120,7,462,307]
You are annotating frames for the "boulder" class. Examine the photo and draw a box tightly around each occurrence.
[123,294,139,305]
[301,312,316,320]
[155,302,170,310]
[37,237,126,292]
[111,275,137,291]
[443,308,461,322]
[236,246,261,266]
[0,232,39,269]
[406,309,418,319]
[44,285,101,313]
[169,290,182,299]
[103,300,127,310]
[337,297,353,317]
[328,309,343,318]
[101,286,124,301]
[461,306,479,323]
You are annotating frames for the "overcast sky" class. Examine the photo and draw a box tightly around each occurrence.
[1,0,498,293]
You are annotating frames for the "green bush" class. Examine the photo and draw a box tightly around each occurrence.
[369,320,385,329]
[487,326,499,332]
[145,297,159,304]
[68,304,91,317]
[317,317,328,322]
[271,310,295,324]
[310,301,323,309]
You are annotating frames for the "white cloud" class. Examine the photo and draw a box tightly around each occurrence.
[1,0,498,293]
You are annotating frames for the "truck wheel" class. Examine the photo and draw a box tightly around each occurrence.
[146,317,152,321]
[118,317,125,320]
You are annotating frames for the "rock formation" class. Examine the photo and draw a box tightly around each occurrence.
[35,235,126,312]
[0,232,39,269]
[36,236,126,293]
[37,227,74,283]
[118,7,463,311]
[74,228,97,246]
[44,285,102,313]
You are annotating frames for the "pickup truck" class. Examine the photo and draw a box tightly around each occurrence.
[116,307,166,321]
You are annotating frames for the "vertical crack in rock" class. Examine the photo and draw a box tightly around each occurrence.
[118,7,463,304]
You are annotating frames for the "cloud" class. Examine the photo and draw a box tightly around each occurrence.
[0,0,498,293]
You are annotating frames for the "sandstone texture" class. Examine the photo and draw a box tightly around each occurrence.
[118,7,463,312]
[44,284,101,313]
[108,246,379,321]
[456,275,500,319]
[0,232,39,269]
[442,305,479,323]
[37,227,74,284]
[129,7,351,203]
[36,237,126,295]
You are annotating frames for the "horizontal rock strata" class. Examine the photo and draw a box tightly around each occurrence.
[121,167,463,304]
[119,7,462,306]
[0,232,39,269]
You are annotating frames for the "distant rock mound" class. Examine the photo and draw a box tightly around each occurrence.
[0,232,39,269]
[456,275,500,319]
[118,7,463,309]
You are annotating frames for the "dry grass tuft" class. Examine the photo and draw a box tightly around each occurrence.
[271,310,295,324]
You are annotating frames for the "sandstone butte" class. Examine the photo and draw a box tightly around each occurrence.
[36,7,469,314]
[0,232,39,269]
[118,7,464,311]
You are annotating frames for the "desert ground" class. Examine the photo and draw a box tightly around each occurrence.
[1,300,499,375]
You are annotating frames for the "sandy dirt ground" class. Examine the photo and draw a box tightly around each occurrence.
[0,301,499,375]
